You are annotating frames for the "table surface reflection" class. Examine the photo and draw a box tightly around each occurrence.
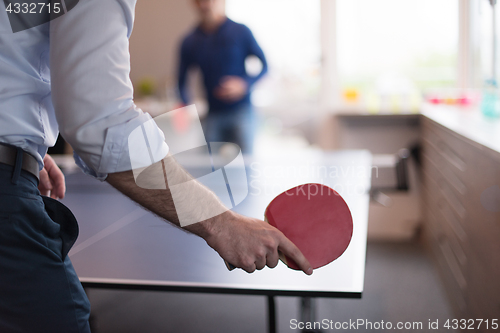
[64,150,371,298]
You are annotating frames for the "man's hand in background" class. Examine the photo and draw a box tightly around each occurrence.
[213,76,248,103]
[39,154,66,199]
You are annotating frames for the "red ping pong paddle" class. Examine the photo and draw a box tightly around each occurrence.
[226,183,353,271]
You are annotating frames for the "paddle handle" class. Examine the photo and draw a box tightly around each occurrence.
[224,260,236,271]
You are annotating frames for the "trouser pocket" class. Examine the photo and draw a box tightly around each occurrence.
[42,196,79,259]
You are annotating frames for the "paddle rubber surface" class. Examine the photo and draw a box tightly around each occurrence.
[264,184,353,270]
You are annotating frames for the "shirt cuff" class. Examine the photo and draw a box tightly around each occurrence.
[74,112,169,181]
[73,152,108,181]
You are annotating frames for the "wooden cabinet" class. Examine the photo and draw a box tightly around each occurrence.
[421,116,500,328]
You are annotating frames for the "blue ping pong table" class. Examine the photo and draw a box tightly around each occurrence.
[62,150,371,333]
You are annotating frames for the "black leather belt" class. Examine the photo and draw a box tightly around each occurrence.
[0,144,40,180]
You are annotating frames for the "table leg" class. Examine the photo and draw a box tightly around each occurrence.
[300,297,321,333]
[267,295,276,333]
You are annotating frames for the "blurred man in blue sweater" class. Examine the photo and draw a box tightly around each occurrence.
[178,0,268,154]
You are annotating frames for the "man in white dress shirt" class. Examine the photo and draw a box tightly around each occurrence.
[0,1,312,332]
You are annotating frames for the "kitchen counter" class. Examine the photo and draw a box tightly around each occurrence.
[421,104,500,155]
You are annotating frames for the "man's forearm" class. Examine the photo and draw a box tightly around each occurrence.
[105,154,313,274]
[105,156,222,240]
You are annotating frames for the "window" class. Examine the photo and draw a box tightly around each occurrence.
[477,0,500,84]
[226,0,321,113]
[228,0,459,114]
[336,0,459,99]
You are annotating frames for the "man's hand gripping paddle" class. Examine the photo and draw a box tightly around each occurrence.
[225,183,353,271]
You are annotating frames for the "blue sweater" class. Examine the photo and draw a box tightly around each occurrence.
[178,18,268,113]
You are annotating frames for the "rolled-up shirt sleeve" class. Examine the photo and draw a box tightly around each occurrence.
[50,0,168,180]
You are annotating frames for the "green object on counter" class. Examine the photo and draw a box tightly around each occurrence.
[137,77,156,97]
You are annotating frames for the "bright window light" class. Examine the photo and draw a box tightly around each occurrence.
[337,0,459,94]
[226,0,321,110]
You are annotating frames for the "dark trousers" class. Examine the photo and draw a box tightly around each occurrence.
[0,162,91,333]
